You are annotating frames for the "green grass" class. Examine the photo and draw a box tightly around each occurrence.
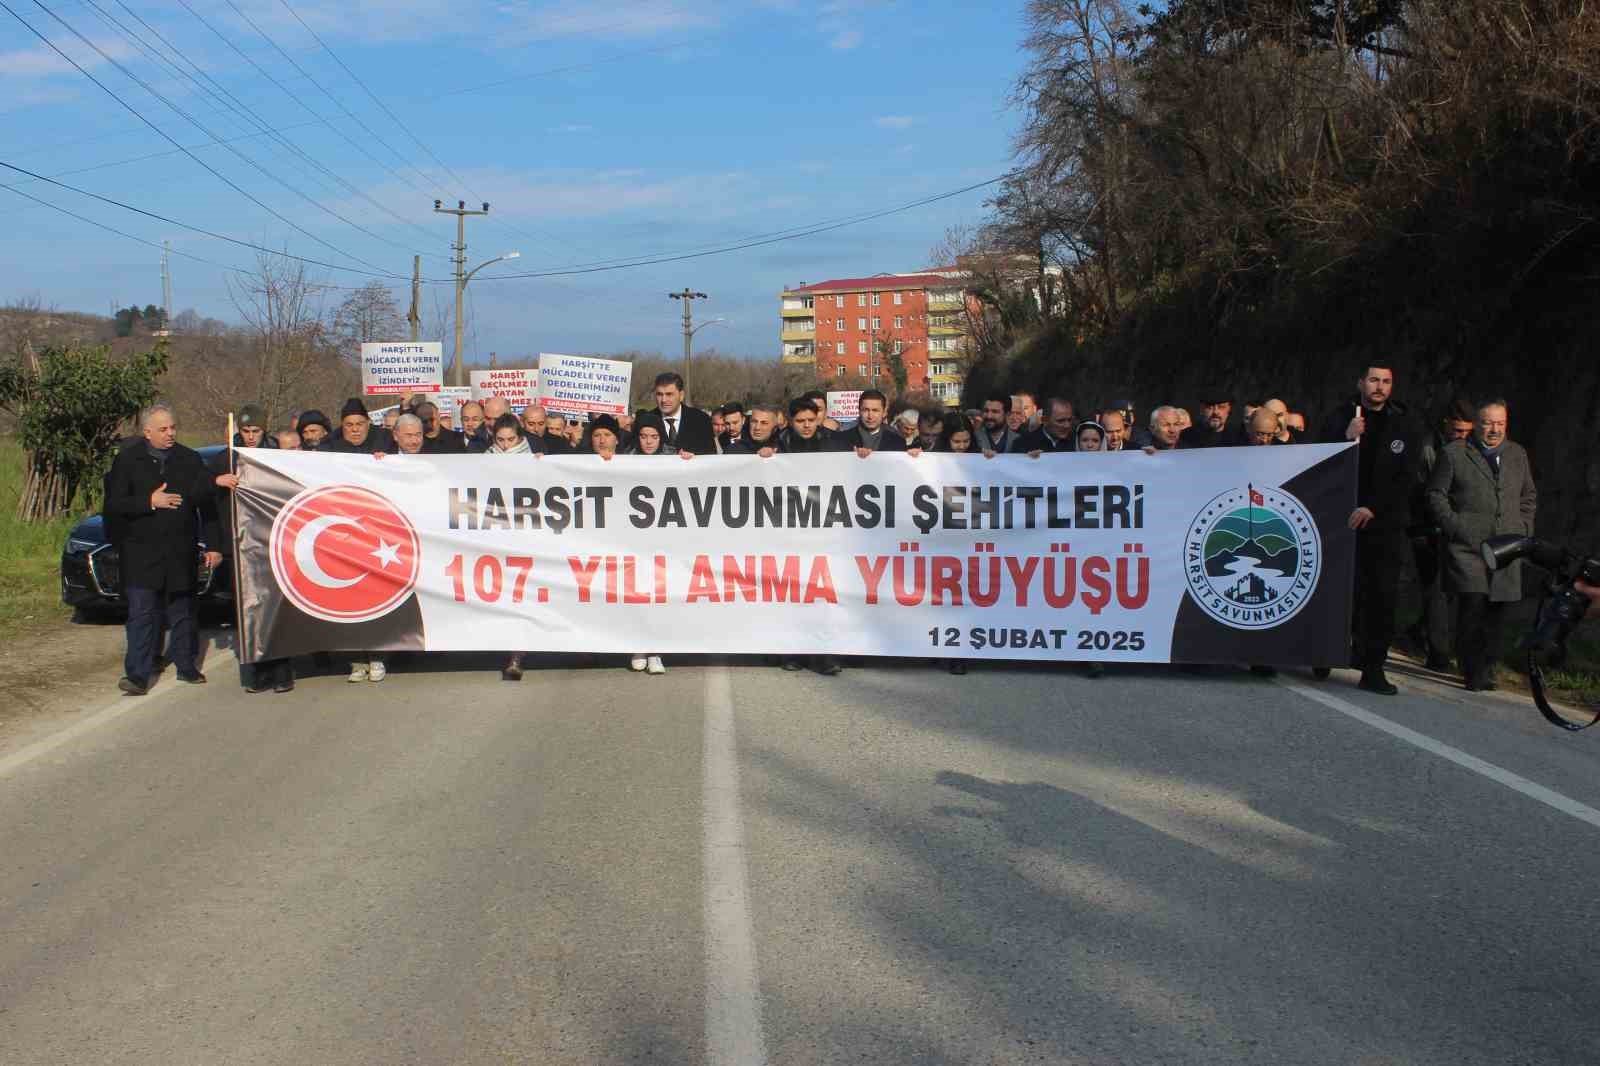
[0,438,92,640]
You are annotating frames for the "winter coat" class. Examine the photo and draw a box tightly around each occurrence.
[1316,398,1422,535]
[102,440,220,592]
[1425,439,1537,600]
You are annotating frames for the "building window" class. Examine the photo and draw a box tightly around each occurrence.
[893,339,904,354]
[836,342,845,355]
[893,315,903,328]
[857,294,867,307]
[873,365,881,377]
[871,317,880,330]
[835,318,844,331]
[871,293,881,306]
[857,317,866,331]
[893,292,903,305]
[858,340,867,355]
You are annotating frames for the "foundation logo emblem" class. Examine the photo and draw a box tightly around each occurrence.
[1184,484,1321,630]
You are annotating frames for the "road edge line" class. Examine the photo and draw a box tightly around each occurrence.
[1276,676,1600,831]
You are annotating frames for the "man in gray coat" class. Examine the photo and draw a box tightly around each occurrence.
[1425,398,1537,692]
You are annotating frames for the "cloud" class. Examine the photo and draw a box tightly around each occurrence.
[828,28,862,50]
[874,115,915,129]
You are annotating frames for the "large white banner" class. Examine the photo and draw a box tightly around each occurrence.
[361,342,443,394]
[233,446,1357,665]
[538,353,631,417]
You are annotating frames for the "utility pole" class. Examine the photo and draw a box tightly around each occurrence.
[407,255,421,342]
[434,199,489,386]
[160,241,171,329]
[669,289,708,404]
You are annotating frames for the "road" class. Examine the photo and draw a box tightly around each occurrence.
[3,640,1599,1065]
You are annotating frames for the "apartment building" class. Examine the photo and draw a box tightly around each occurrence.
[779,273,969,406]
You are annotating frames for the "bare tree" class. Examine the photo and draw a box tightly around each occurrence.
[330,281,405,363]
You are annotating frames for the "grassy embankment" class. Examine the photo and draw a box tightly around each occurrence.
[0,438,86,640]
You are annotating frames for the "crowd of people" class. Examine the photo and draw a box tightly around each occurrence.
[104,366,1540,704]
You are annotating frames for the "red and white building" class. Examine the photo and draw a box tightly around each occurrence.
[779,273,970,406]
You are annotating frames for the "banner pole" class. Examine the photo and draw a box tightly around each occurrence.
[227,413,245,663]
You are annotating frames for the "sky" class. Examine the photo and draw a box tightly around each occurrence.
[0,0,1030,362]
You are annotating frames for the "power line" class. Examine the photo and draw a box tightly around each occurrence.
[272,0,569,256]
[3,0,402,275]
[470,178,1006,281]
[76,0,441,263]
[0,158,407,277]
[101,0,448,260]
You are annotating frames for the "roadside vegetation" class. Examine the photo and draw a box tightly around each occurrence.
[0,437,86,640]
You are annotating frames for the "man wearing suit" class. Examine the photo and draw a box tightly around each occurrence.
[840,389,909,454]
[1426,398,1537,692]
[103,403,233,695]
[639,372,715,455]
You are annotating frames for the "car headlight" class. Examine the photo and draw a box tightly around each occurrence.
[66,537,101,554]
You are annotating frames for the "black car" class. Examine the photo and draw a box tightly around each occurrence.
[60,445,233,617]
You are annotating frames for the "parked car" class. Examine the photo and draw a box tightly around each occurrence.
[60,445,233,618]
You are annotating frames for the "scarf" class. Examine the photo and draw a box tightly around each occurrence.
[489,435,533,455]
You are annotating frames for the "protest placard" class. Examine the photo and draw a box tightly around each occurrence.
[827,390,863,422]
[538,353,632,417]
[361,342,443,394]
[469,368,540,411]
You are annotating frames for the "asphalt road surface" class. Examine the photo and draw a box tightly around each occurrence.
[3,639,1600,1065]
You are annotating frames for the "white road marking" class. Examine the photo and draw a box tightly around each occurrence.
[703,664,769,1066]
[1278,677,1600,831]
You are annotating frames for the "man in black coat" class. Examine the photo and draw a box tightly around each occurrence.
[415,401,467,454]
[1178,388,1240,448]
[638,372,715,455]
[778,398,844,675]
[1315,362,1421,694]
[324,397,393,455]
[716,402,748,452]
[839,389,910,454]
[104,403,231,695]
[1013,397,1077,455]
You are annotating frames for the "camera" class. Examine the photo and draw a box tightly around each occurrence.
[1480,535,1600,730]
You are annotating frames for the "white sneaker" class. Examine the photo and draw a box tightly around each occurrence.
[368,660,387,682]
[629,656,647,672]
[646,655,665,675]
[347,662,368,682]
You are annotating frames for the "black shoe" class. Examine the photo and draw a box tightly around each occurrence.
[1249,665,1277,677]
[1085,662,1104,678]
[814,656,842,677]
[1464,674,1497,692]
[1311,667,1331,680]
[118,675,148,696]
[245,680,271,694]
[1423,654,1452,672]
[780,658,803,672]
[502,656,523,682]
[948,661,967,675]
[1358,671,1398,696]
[175,671,207,684]
[273,678,295,694]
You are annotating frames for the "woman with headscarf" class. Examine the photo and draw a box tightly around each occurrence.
[1075,420,1106,453]
[604,412,678,675]
[486,414,541,679]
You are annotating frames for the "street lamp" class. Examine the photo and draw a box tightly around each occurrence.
[451,251,519,386]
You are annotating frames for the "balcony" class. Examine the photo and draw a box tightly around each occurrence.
[780,305,815,319]
[926,292,965,310]
[780,323,816,342]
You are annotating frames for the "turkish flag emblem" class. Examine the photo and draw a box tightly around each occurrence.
[268,485,421,623]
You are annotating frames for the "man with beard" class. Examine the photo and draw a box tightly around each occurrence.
[104,404,231,695]
[295,409,332,450]
[1013,391,1041,433]
[841,389,911,454]
[1147,406,1184,450]
[458,401,489,452]
[717,402,748,451]
[1426,398,1536,692]
[1016,397,1076,455]
[725,403,782,456]
[325,398,392,455]
[1411,397,1477,670]
[414,401,466,454]
[1314,362,1421,694]
[976,394,1021,454]
[1179,389,1237,448]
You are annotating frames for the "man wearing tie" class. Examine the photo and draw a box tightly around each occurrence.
[639,372,715,455]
